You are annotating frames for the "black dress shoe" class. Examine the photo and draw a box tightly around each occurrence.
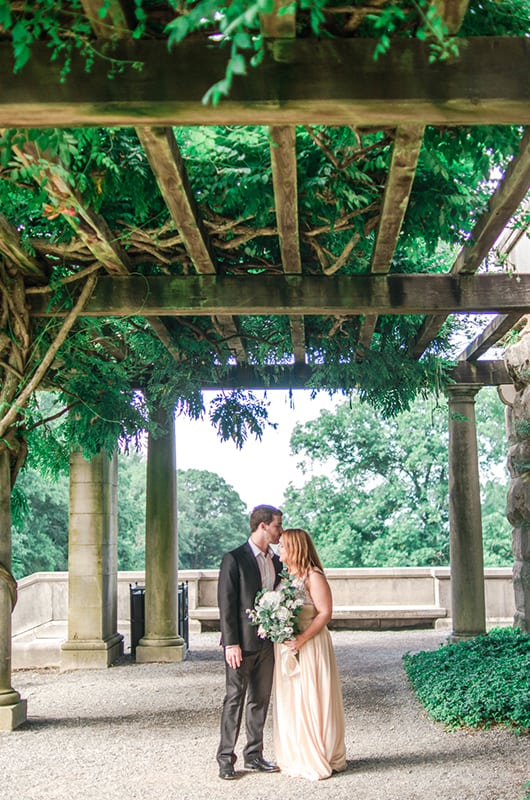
[219,764,236,780]
[244,756,280,773]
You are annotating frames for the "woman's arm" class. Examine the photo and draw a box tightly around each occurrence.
[288,570,332,652]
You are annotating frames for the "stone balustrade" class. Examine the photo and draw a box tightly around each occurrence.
[12,567,515,669]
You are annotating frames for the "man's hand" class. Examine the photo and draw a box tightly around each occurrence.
[225,644,243,669]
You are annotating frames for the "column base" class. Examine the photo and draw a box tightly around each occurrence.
[60,633,124,670]
[449,629,485,643]
[135,636,186,663]
[0,698,27,731]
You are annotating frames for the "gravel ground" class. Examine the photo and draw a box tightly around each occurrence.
[2,629,529,800]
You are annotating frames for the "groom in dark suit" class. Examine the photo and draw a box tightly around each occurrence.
[216,504,283,780]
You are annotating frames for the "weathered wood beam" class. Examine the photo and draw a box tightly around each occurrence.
[136,126,216,275]
[0,38,528,127]
[269,125,305,362]
[197,359,510,390]
[135,127,247,362]
[137,126,247,360]
[458,313,522,361]
[450,359,510,386]
[412,127,530,357]
[0,214,45,278]
[371,126,425,275]
[212,314,247,363]
[357,124,424,351]
[28,273,530,317]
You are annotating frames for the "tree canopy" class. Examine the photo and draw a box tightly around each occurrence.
[282,387,512,567]
[0,0,528,496]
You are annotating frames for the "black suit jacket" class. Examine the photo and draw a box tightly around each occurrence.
[218,541,282,652]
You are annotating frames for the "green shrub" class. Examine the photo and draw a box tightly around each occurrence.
[403,627,530,731]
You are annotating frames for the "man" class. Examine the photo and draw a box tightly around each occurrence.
[216,504,283,780]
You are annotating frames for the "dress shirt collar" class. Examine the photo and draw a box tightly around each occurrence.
[248,538,274,559]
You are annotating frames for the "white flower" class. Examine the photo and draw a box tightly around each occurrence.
[246,571,304,643]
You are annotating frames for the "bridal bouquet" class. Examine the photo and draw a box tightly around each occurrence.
[247,570,304,643]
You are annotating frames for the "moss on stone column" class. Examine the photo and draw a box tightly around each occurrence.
[61,450,123,669]
[447,384,486,641]
[136,406,185,663]
[504,335,530,633]
[0,446,27,730]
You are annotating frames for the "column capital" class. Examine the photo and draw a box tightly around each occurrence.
[447,383,481,401]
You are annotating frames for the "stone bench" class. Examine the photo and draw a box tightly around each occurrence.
[189,604,448,632]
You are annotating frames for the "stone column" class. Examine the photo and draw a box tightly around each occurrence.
[504,334,530,633]
[447,384,486,641]
[61,450,123,669]
[0,447,27,730]
[136,407,185,663]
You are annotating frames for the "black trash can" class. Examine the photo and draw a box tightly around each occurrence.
[178,581,189,649]
[129,583,145,657]
[129,581,189,657]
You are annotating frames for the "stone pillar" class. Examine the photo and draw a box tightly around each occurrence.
[61,450,123,669]
[504,335,530,633]
[136,407,185,662]
[447,384,486,641]
[0,447,27,730]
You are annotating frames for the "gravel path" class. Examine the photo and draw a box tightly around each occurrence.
[2,629,529,800]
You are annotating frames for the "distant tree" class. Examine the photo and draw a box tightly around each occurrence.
[177,469,248,568]
[11,468,69,579]
[12,453,248,575]
[283,388,511,568]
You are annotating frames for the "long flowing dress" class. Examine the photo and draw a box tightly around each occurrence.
[272,571,347,780]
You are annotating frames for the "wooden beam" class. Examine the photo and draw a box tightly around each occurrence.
[412,127,530,357]
[196,359,510,390]
[458,313,522,361]
[357,124,424,351]
[136,126,217,275]
[0,38,528,127]
[450,359,510,386]
[453,128,530,276]
[371,126,425,275]
[28,273,530,318]
[269,125,306,362]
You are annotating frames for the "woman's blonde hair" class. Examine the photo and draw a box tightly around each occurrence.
[280,528,324,577]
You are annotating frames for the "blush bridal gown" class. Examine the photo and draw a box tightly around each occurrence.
[272,572,347,780]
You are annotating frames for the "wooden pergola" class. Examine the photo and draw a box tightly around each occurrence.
[0,0,529,729]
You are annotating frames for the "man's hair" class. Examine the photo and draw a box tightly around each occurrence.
[250,504,282,533]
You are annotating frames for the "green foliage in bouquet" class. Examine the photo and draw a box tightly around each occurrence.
[247,569,304,643]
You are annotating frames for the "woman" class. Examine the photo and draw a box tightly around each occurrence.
[273,528,347,780]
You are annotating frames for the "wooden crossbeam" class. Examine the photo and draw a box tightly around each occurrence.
[458,313,521,361]
[194,359,511,390]
[412,127,530,357]
[135,126,248,361]
[136,126,216,275]
[269,125,306,362]
[357,124,425,351]
[0,38,528,128]
[27,273,530,318]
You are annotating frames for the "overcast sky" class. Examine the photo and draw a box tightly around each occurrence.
[174,389,340,511]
